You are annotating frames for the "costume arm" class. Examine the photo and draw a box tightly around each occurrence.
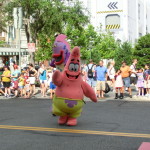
[81,81,97,102]
[52,70,63,86]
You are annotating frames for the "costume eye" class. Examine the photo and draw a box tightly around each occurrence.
[69,63,75,71]
[74,64,79,72]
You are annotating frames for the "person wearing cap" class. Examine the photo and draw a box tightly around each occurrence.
[1,66,11,98]
[120,61,132,98]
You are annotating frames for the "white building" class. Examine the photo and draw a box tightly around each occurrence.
[63,0,150,44]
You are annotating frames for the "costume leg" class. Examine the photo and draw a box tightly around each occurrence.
[52,103,67,116]
[69,107,83,118]
[58,116,68,125]
[67,118,77,126]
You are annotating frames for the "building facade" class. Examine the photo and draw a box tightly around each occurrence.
[0,27,28,67]
[63,0,150,44]
[82,0,150,44]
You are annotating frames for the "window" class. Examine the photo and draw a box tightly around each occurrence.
[105,14,120,30]
[138,4,140,20]
[139,33,142,37]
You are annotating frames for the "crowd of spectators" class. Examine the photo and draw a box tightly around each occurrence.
[81,59,150,99]
[0,59,149,100]
[0,62,56,99]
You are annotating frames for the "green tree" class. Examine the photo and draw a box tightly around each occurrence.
[65,24,97,61]
[65,24,118,64]
[0,0,7,32]
[114,41,133,70]
[4,0,89,62]
[35,34,54,62]
[96,33,117,59]
[4,0,89,43]
[134,34,150,68]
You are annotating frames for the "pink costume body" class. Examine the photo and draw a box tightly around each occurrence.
[52,47,97,126]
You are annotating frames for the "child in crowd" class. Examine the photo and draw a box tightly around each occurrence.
[47,68,56,99]
[50,81,56,99]
[114,70,124,99]
[24,72,30,98]
[0,80,4,96]
[137,68,144,96]
[18,73,25,97]
[81,64,87,82]
[144,64,150,97]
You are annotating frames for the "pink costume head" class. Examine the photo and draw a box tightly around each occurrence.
[50,34,70,70]
[63,46,81,80]
[55,34,70,51]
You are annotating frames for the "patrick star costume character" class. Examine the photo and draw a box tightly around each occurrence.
[52,46,97,126]
[50,34,70,72]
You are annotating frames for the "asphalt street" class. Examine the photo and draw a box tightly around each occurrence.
[0,98,150,150]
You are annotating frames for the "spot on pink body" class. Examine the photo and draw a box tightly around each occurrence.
[138,142,150,150]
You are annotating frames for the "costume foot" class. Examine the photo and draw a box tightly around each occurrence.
[58,116,68,125]
[66,117,77,126]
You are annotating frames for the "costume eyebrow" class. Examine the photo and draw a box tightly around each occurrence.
[71,59,75,61]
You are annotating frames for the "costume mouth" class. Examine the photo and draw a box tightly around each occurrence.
[52,51,64,65]
[55,55,62,62]
[66,73,79,80]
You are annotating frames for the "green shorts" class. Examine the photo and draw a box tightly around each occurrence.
[52,95,84,118]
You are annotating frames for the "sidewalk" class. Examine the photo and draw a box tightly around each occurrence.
[86,86,150,101]
[0,86,150,101]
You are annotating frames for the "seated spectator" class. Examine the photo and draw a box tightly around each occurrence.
[1,66,11,98]
[18,73,25,97]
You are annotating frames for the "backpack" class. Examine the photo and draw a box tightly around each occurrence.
[104,82,111,93]
[87,64,94,78]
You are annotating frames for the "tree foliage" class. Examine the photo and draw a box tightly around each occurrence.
[65,24,118,64]
[114,41,133,70]
[0,0,7,32]
[134,33,150,68]
[4,0,89,43]
[35,34,54,62]
[4,0,89,62]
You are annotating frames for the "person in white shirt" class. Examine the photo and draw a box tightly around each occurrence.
[85,59,96,92]
[107,61,115,91]
[130,59,138,87]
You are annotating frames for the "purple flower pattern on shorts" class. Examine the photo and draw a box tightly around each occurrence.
[65,100,77,108]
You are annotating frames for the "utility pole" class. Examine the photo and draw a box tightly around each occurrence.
[13,7,23,70]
